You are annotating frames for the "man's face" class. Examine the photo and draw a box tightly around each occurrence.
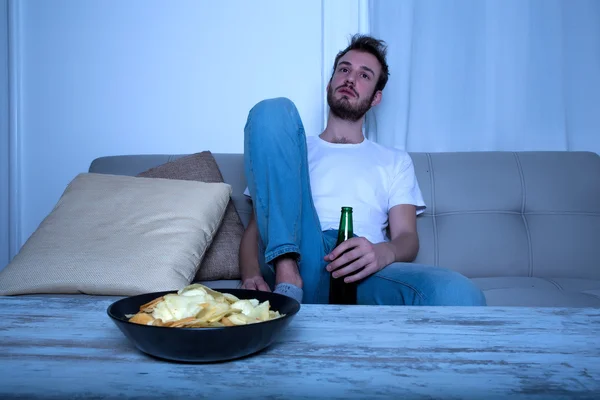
[327,50,382,122]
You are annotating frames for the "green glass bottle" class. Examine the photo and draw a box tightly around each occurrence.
[328,206,357,305]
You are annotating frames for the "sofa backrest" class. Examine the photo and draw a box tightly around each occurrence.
[409,151,599,280]
[89,151,600,280]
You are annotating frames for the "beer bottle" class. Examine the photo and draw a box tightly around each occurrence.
[328,206,357,305]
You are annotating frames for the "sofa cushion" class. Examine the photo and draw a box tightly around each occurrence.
[137,152,244,281]
[0,173,231,296]
[473,277,600,307]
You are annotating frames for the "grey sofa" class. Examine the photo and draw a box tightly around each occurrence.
[90,150,600,307]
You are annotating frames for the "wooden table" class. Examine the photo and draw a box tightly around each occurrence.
[0,295,599,399]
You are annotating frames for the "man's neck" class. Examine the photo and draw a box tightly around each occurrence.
[320,112,365,144]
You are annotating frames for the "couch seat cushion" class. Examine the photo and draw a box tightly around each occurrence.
[473,277,600,307]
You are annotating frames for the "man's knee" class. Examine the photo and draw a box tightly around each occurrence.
[422,269,487,306]
[249,97,297,119]
[245,97,302,144]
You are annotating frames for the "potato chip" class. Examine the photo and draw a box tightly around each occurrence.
[222,293,240,303]
[164,317,196,328]
[127,284,285,328]
[227,313,250,326]
[129,312,155,325]
[221,316,235,327]
[139,295,165,313]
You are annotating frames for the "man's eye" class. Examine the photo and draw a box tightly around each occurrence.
[339,67,348,73]
[361,73,370,79]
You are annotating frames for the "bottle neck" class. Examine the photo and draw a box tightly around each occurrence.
[336,211,353,245]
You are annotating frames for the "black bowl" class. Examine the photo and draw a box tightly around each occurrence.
[107,288,301,363]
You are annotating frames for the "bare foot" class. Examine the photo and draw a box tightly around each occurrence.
[274,257,303,288]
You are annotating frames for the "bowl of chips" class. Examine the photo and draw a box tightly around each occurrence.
[107,283,301,363]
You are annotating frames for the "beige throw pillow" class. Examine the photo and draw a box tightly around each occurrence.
[136,152,244,281]
[0,173,232,296]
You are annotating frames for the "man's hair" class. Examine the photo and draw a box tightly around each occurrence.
[331,34,390,92]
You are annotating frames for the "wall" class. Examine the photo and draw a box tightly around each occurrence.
[0,0,8,269]
[2,0,368,269]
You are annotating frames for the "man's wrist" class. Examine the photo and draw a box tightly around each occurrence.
[384,242,398,265]
[385,232,419,263]
[374,242,397,267]
[240,268,262,282]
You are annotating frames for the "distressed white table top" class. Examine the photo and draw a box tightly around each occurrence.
[0,295,599,399]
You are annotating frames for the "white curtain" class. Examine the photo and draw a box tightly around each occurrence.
[367,0,600,154]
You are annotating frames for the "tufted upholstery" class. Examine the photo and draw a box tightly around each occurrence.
[90,150,600,307]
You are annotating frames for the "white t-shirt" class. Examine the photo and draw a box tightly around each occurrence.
[245,135,426,244]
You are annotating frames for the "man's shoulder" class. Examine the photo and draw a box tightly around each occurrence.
[365,140,412,164]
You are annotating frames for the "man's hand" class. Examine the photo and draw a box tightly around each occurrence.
[241,275,271,292]
[324,237,396,283]
[325,204,420,283]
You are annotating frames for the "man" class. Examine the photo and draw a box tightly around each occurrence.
[239,34,486,306]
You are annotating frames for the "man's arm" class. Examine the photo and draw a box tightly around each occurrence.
[378,204,419,265]
[324,204,420,283]
[239,210,271,291]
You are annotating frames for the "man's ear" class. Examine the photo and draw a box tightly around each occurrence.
[371,90,383,107]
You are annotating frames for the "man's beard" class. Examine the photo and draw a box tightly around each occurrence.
[327,85,375,122]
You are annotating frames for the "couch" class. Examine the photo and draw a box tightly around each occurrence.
[89,150,600,308]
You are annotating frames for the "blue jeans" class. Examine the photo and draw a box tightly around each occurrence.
[244,97,487,306]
